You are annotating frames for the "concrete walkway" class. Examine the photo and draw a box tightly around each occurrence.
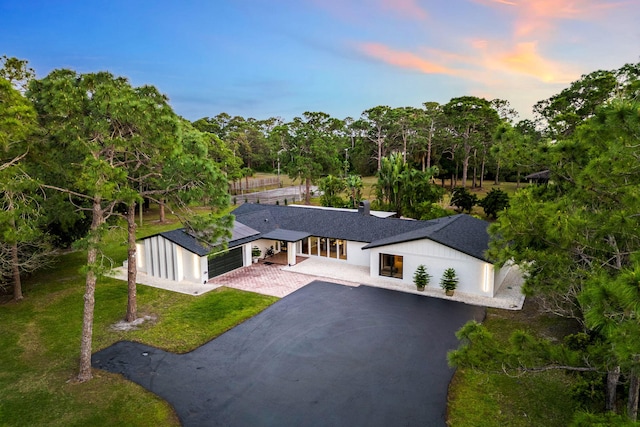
[110,257,524,309]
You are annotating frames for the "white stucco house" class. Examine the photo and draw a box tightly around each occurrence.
[136,202,512,298]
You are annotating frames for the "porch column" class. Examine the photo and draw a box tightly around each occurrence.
[287,241,296,266]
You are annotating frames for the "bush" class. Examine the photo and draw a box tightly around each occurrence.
[450,187,477,213]
[479,188,510,219]
[413,265,431,290]
[416,202,451,220]
[440,268,458,292]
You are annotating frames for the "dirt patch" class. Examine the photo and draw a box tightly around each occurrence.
[110,315,157,331]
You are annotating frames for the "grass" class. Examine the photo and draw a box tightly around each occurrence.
[447,299,584,426]
[0,214,278,427]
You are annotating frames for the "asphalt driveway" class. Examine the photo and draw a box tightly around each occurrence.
[92,281,485,426]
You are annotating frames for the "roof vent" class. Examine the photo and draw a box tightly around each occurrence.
[358,200,370,216]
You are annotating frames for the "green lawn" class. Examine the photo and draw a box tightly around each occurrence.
[0,218,278,427]
[447,300,585,426]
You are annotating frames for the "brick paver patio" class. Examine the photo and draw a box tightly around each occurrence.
[207,259,358,298]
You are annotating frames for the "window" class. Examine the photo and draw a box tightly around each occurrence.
[329,238,338,258]
[379,254,403,279]
[338,240,347,260]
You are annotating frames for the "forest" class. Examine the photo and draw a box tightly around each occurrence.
[2,55,640,424]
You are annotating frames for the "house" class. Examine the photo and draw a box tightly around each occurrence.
[525,170,550,184]
[136,202,512,298]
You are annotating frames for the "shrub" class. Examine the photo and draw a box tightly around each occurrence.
[450,187,477,213]
[440,268,458,292]
[479,188,510,219]
[413,265,431,290]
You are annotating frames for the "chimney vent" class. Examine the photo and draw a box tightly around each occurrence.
[358,200,370,216]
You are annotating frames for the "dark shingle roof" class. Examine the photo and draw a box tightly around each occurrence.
[232,203,426,242]
[262,229,311,242]
[146,204,492,261]
[232,204,492,262]
[157,229,211,256]
[362,214,491,261]
[143,221,261,257]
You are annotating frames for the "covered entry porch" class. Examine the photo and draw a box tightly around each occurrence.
[259,229,311,266]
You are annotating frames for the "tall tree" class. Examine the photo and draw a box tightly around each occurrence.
[0,55,35,93]
[416,102,444,171]
[359,106,394,172]
[533,62,640,138]
[374,153,443,218]
[0,77,50,301]
[28,70,170,382]
[285,112,342,204]
[443,96,500,188]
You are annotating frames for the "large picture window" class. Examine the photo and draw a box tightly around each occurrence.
[379,254,403,279]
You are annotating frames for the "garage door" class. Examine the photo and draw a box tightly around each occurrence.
[208,247,244,279]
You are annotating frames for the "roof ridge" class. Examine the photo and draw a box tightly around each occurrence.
[428,214,463,232]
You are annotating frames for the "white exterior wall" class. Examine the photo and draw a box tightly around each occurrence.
[251,239,275,258]
[199,256,208,284]
[368,239,496,297]
[142,235,178,281]
[346,241,369,266]
[242,242,252,266]
[136,242,146,273]
[492,260,515,295]
[138,235,205,284]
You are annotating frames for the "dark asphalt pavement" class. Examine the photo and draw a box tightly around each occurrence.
[92,281,485,426]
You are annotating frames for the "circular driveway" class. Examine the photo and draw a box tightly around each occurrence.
[93,281,485,426]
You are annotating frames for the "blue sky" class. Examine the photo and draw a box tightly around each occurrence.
[1,0,638,121]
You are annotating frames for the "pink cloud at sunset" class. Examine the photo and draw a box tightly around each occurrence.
[470,40,579,84]
[493,42,577,83]
[380,0,429,20]
[358,39,578,86]
[358,43,456,76]
[473,0,629,37]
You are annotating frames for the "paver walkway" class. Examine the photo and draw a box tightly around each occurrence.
[207,259,358,298]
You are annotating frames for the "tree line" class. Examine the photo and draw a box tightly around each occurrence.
[194,96,541,198]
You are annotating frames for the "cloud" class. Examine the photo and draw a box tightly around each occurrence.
[472,0,629,37]
[358,42,456,75]
[380,0,428,20]
[357,39,579,86]
[491,42,577,83]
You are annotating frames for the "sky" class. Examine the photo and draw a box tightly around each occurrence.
[1,0,638,122]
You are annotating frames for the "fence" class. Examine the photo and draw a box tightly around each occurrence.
[229,177,280,194]
[229,186,319,206]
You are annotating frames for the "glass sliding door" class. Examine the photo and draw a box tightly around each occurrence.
[379,253,403,279]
